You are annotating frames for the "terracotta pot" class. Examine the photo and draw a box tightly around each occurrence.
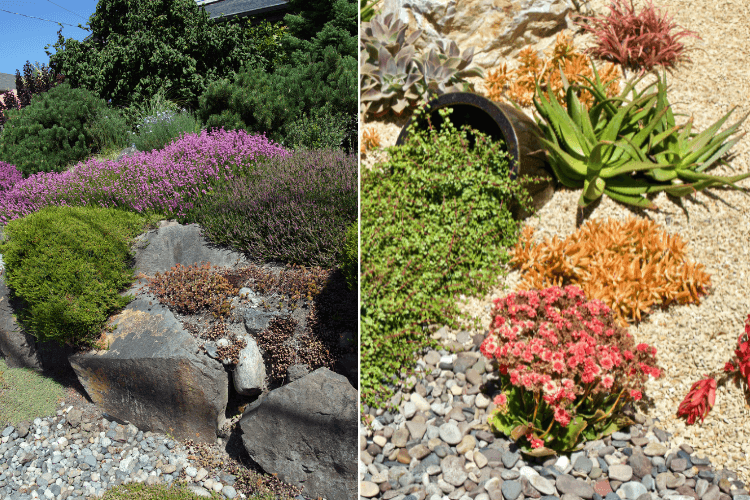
[395,92,556,217]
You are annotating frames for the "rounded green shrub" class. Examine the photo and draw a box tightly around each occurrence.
[0,83,115,177]
[0,205,158,348]
[341,221,357,291]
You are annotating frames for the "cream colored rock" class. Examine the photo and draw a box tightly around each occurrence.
[381,0,576,69]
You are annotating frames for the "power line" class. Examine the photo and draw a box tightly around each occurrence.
[45,0,88,21]
[0,8,85,28]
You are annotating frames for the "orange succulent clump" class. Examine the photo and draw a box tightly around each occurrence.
[360,126,381,155]
[510,216,711,326]
[485,33,622,109]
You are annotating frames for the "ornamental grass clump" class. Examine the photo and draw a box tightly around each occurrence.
[574,0,700,76]
[482,285,661,454]
[0,128,288,225]
[190,149,356,268]
[678,313,750,425]
[511,216,711,326]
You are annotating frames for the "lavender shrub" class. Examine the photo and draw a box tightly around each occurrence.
[194,149,357,268]
[0,129,288,224]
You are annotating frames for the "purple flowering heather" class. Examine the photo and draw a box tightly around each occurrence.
[0,129,288,224]
[0,162,23,192]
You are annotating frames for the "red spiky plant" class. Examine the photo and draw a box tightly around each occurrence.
[574,0,700,76]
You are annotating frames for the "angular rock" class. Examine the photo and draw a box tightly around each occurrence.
[286,363,310,384]
[130,222,246,277]
[232,334,266,395]
[68,294,228,444]
[240,368,356,500]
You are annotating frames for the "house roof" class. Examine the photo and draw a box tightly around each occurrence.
[199,0,289,22]
[0,73,16,92]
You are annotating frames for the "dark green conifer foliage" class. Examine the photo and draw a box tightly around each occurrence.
[0,83,111,177]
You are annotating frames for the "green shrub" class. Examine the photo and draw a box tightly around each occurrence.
[87,107,133,153]
[360,106,536,408]
[341,221,357,291]
[196,45,356,152]
[284,103,351,151]
[0,83,113,177]
[0,205,162,348]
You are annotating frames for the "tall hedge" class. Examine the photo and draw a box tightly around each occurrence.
[44,0,287,112]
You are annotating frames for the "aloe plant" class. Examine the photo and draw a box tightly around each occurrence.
[533,60,749,209]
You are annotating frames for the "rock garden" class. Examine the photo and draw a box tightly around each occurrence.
[0,0,358,499]
[359,0,750,499]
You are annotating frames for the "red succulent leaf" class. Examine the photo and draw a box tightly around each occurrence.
[677,376,716,425]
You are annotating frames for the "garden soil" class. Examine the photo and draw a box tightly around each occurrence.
[362,0,750,485]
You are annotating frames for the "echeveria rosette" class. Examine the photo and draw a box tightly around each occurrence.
[481,285,661,455]
[533,61,750,209]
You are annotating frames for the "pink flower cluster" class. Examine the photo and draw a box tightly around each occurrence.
[0,128,289,224]
[482,285,661,448]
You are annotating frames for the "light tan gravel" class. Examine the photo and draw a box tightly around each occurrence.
[361,0,750,484]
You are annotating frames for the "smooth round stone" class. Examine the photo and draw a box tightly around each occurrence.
[442,456,468,487]
[574,456,593,474]
[609,464,634,482]
[643,442,668,456]
[502,450,520,468]
[502,470,521,480]
[520,466,540,480]
[502,480,523,500]
[402,402,417,420]
[474,451,488,469]
[616,481,647,500]
[439,356,454,370]
[475,394,491,409]
[556,474,595,499]
[589,467,603,480]
[612,432,631,441]
[361,481,380,498]
[410,393,432,412]
[439,423,463,445]
[530,475,556,495]
[373,435,387,447]
[642,475,655,491]
[556,456,572,473]
[456,435,477,454]
[424,351,441,366]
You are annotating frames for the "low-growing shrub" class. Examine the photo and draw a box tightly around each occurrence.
[283,104,352,151]
[0,128,288,225]
[482,285,661,454]
[87,107,133,154]
[190,149,356,267]
[0,83,114,177]
[0,205,161,348]
[341,221,357,291]
[129,108,203,153]
[511,216,711,325]
[360,106,536,408]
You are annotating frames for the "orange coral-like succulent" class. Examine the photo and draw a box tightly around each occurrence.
[360,127,382,155]
[485,33,622,110]
[510,216,711,326]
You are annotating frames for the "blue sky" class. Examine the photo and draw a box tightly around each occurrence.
[0,0,100,76]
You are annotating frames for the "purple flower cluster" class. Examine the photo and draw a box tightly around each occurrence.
[0,128,289,225]
[0,161,23,192]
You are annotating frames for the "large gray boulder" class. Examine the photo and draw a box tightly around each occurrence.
[68,293,229,444]
[131,220,246,278]
[240,367,357,500]
[0,273,42,371]
[381,0,576,69]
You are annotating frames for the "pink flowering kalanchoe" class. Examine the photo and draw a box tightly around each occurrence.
[481,285,661,453]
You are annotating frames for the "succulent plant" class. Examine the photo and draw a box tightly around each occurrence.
[413,39,484,99]
[533,61,749,209]
[360,12,423,118]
